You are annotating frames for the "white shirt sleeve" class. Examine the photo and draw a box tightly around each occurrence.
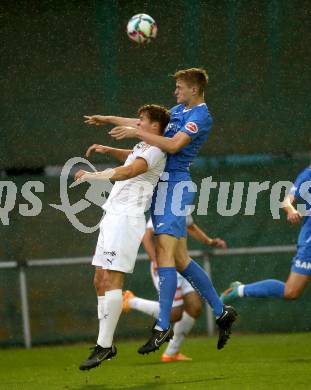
[146,217,154,230]
[138,145,166,169]
[186,214,194,226]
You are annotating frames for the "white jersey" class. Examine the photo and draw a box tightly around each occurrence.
[103,142,166,216]
[146,214,194,229]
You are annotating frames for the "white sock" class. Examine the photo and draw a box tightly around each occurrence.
[129,297,160,318]
[97,295,106,346]
[97,289,122,348]
[238,285,245,297]
[164,312,195,356]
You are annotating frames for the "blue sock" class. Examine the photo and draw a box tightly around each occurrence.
[244,279,285,298]
[157,267,177,330]
[180,259,223,317]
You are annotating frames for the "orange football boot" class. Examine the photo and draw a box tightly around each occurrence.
[161,352,192,362]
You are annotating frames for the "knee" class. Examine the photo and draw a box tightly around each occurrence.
[176,259,190,273]
[170,307,183,322]
[185,301,202,319]
[93,273,106,294]
[185,298,202,319]
[284,287,301,300]
[157,246,173,264]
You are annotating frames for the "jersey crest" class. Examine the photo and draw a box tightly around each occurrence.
[185,122,198,134]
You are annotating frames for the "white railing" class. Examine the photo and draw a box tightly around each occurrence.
[0,245,296,348]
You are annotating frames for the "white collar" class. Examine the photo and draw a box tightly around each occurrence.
[182,103,206,112]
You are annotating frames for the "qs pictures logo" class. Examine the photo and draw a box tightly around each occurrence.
[0,157,113,233]
[50,157,113,233]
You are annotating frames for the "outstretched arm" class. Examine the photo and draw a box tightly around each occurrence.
[84,115,138,128]
[282,194,302,224]
[74,157,148,184]
[85,144,132,162]
[187,223,227,249]
[110,126,191,154]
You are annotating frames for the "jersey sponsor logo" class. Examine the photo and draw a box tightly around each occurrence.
[141,144,151,152]
[185,122,198,134]
[136,142,145,149]
[103,250,116,257]
[295,259,311,270]
[156,222,165,228]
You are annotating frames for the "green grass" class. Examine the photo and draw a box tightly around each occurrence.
[0,333,311,390]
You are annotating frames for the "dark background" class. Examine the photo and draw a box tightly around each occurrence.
[1,0,311,345]
[1,0,310,169]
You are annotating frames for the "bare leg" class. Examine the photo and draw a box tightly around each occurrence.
[284,272,311,299]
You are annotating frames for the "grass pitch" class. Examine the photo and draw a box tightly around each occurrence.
[0,333,310,390]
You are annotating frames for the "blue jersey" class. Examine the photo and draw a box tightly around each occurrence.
[289,166,311,248]
[163,103,212,180]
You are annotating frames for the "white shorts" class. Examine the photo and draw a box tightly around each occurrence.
[150,261,195,307]
[92,212,146,274]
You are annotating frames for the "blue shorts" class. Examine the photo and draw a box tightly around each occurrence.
[291,247,311,276]
[151,179,196,238]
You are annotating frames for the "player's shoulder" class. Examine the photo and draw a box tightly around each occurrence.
[139,142,166,158]
[185,104,212,135]
[170,104,184,114]
[191,103,212,120]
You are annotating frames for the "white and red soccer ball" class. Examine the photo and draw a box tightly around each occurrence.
[127,14,157,44]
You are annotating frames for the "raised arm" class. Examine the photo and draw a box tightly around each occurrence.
[84,115,138,128]
[282,194,302,224]
[187,223,227,249]
[85,144,132,162]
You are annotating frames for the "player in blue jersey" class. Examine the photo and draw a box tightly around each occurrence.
[221,166,311,305]
[84,68,237,353]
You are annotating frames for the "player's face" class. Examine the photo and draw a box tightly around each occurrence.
[175,80,194,104]
[137,113,154,132]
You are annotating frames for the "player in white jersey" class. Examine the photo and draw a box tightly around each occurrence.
[76,104,170,371]
[123,215,227,362]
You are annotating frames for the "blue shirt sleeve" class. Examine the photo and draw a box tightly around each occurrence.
[180,110,211,140]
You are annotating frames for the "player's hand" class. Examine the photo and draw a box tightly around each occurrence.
[287,209,302,224]
[85,144,111,158]
[84,115,110,126]
[109,126,138,140]
[73,169,92,184]
[211,238,227,249]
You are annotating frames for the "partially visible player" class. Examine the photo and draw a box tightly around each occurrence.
[123,215,227,362]
[85,68,237,354]
[221,165,311,304]
[77,104,170,371]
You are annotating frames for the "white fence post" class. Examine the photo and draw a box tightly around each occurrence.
[203,253,215,336]
[19,266,32,348]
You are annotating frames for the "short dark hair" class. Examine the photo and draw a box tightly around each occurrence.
[174,68,209,94]
[138,104,170,134]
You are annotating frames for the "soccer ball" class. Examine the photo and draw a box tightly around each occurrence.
[126,14,157,44]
